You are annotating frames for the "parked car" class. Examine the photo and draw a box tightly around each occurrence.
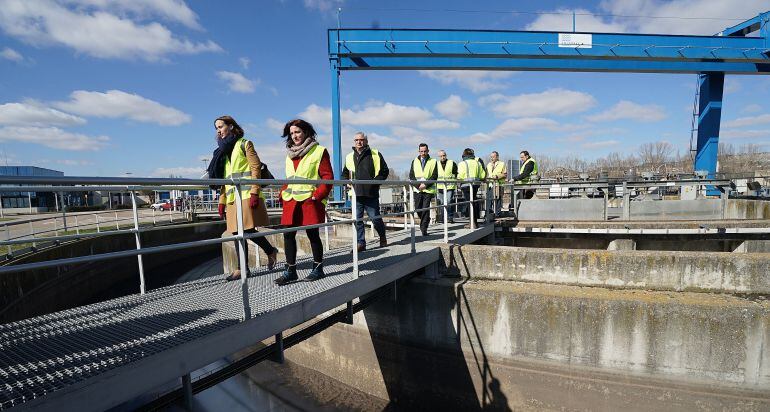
[150,200,172,211]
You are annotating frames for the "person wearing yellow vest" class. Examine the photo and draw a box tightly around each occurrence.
[342,132,390,252]
[457,148,486,225]
[275,119,334,286]
[436,150,458,223]
[511,150,539,200]
[408,143,438,236]
[214,115,278,282]
[485,151,508,219]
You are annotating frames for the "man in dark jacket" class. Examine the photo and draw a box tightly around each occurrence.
[342,132,390,251]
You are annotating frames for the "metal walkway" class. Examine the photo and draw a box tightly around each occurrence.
[0,223,492,411]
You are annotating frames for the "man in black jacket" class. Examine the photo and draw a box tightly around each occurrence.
[342,132,390,251]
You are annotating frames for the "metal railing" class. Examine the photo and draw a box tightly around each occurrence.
[0,175,490,320]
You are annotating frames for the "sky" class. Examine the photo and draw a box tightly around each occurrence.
[0,0,769,179]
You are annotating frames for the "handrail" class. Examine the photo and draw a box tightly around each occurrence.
[0,176,489,321]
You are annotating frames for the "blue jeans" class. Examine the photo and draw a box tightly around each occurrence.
[437,189,455,220]
[355,196,386,245]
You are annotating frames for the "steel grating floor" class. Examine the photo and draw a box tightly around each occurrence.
[0,223,484,409]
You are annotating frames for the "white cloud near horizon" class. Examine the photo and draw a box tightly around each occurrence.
[434,95,470,120]
[586,100,667,122]
[723,113,770,128]
[66,0,203,29]
[0,0,221,61]
[303,0,343,12]
[216,71,257,94]
[1,47,23,62]
[0,102,86,127]
[151,166,205,178]
[298,102,459,134]
[0,126,108,151]
[526,1,768,35]
[479,88,597,118]
[419,71,515,93]
[239,57,250,69]
[53,90,191,126]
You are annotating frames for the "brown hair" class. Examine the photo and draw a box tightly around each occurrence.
[214,115,244,140]
[282,119,317,148]
[462,148,475,157]
[520,150,530,158]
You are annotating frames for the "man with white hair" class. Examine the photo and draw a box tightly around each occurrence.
[436,150,458,223]
[342,132,390,252]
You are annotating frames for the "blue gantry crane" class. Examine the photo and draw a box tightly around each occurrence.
[327,11,770,198]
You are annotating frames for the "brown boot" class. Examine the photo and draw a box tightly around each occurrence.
[379,236,387,248]
[225,269,241,281]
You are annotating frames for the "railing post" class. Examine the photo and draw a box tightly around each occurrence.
[60,192,67,232]
[75,215,80,235]
[28,221,36,249]
[409,187,415,255]
[181,374,193,411]
[27,192,32,214]
[485,182,492,224]
[114,211,119,230]
[443,186,448,243]
[0,193,4,218]
[232,181,252,320]
[512,185,518,218]
[152,207,156,225]
[5,225,11,256]
[272,332,285,364]
[604,189,609,221]
[622,182,631,221]
[54,216,59,237]
[351,185,359,278]
[402,185,408,232]
[95,214,100,233]
[469,184,476,230]
[130,191,146,294]
[323,213,330,252]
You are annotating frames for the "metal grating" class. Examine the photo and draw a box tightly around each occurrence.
[0,224,478,409]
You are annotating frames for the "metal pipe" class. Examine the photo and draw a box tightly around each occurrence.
[469,184,476,230]
[351,185,359,278]
[409,188,415,255]
[443,187,448,243]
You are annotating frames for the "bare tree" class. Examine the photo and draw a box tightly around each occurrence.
[638,141,674,173]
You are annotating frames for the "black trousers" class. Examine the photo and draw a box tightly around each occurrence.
[461,185,482,222]
[283,228,323,266]
[414,192,433,235]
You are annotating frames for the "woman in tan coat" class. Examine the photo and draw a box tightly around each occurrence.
[214,115,278,281]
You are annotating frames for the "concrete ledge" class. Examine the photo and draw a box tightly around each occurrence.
[518,198,606,221]
[630,199,722,220]
[438,243,770,294]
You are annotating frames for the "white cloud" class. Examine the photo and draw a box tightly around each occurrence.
[239,57,250,69]
[419,71,514,93]
[581,140,620,149]
[53,90,191,126]
[56,159,93,166]
[265,118,285,135]
[586,100,667,122]
[299,102,457,134]
[0,0,221,61]
[417,119,460,130]
[723,114,770,128]
[434,95,469,120]
[527,2,768,35]
[491,117,561,137]
[66,0,203,29]
[721,129,770,139]
[525,8,627,32]
[0,126,108,150]
[479,88,596,118]
[303,0,343,12]
[1,47,23,62]
[742,104,763,114]
[0,102,86,127]
[366,132,401,147]
[299,104,333,133]
[216,71,257,94]
[151,166,205,178]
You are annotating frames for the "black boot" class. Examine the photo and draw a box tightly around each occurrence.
[275,264,298,285]
[305,262,325,281]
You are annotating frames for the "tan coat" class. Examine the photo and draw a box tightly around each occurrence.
[219,140,270,233]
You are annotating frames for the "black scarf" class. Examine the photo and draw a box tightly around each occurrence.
[207,133,239,180]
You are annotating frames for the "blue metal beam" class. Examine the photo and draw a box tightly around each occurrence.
[329,29,770,74]
[719,12,769,37]
[694,73,724,189]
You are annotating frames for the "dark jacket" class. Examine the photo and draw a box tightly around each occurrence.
[341,146,389,198]
[511,160,534,181]
[409,155,439,191]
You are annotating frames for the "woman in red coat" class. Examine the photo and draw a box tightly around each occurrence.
[274,119,333,285]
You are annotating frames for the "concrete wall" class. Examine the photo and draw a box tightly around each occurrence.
[517,198,605,221]
[725,199,770,220]
[438,243,770,294]
[629,199,723,221]
[286,278,770,410]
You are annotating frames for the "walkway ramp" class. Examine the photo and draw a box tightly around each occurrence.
[0,224,492,411]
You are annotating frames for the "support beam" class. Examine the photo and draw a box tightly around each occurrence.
[330,58,343,201]
[694,72,724,183]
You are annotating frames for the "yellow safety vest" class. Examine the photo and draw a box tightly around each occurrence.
[515,157,538,185]
[437,159,457,191]
[457,157,485,182]
[345,148,381,178]
[411,157,438,194]
[486,161,506,185]
[282,144,326,203]
[224,138,265,204]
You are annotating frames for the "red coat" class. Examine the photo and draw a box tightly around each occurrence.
[280,148,334,226]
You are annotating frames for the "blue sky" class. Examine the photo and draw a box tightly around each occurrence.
[0,0,769,178]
